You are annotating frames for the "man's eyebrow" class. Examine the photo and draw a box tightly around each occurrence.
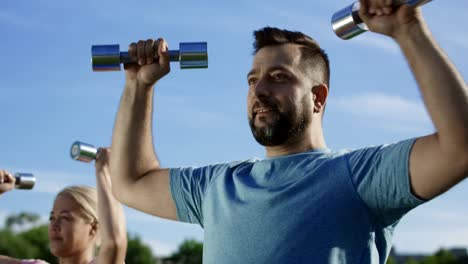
[247,69,258,79]
[267,66,293,73]
[247,66,293,79]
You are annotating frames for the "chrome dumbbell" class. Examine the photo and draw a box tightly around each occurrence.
[331,0,432,40]
[91,42,208,71]
[70,141,98,163]
[14,173,36,190]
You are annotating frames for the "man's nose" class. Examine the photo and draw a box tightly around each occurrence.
[252,78,271,98]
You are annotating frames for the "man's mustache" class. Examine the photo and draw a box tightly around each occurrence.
[252,99,279,116]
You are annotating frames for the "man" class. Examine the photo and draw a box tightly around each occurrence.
[109,0,468,263]
[0,170,16,195]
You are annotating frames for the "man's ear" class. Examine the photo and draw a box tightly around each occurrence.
[312,84,328,113]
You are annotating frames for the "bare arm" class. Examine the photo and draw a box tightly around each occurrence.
[0,170,16,195]
[95,148,127,264]
[0,256,21,264]
[0,257,49,264]
[110,38,177,220]
[360,0,468,199]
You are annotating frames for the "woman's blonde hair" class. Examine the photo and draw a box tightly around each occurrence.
[56,185,101,249]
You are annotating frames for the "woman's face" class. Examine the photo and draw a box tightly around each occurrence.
[48,194,96,257]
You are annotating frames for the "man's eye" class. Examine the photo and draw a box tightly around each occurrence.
[248,78,257,85]
[272,73,287,81]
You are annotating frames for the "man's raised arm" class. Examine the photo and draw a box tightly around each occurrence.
[359,0,468,200]
[110,38,178,220]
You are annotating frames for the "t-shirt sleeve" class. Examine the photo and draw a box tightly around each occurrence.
[345,138,427,225]
[169,163,228,227]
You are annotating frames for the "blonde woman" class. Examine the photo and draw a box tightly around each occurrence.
[0,148,127,264]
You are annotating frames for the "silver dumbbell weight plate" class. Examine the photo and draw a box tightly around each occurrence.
[70,141,98,163]
[14,173,35,190]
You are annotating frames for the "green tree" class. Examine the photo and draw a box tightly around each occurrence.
[0,212,45,260]
[19,225,57,263]
[163,239,203,264]
[386,255,397,264]
[6,212,40,230]
[420,249,459,264]
[407,259,421,264]
[125,233,155,264]
[0,229,37,258]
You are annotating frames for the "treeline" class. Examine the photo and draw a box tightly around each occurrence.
[387,249,468,264]
[0,212,202,264]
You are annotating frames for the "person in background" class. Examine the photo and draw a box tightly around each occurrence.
[0,148,127,264]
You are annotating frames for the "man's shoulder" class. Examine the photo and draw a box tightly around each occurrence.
[227,158,259,168]
[340,138,418,158]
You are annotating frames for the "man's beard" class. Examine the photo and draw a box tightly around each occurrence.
[248,97,310,146]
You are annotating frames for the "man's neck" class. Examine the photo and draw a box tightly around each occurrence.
[265,130,327,158]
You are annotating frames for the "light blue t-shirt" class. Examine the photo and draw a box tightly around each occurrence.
[169,138,426,263]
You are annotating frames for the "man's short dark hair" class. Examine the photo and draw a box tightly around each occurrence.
[253,27,330,87]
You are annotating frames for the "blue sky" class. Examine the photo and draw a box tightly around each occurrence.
[1,0,467,256]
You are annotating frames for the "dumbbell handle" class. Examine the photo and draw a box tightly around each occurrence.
[70,141,98,163]
[14,173,35,190]
[332,0,432,40]
[92,42,208,71]
[120,50,181,64]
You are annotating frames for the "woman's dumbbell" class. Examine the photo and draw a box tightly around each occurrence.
[70,141,98,163]
[14,173,36,190]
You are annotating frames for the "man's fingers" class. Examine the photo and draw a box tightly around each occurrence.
[145,39,155,65]
[359,0,371,20]
[157,38,170,67]
[137,40,146,65]
[128,42,137,62]
[364,0,396,16]
[129,38,168,66]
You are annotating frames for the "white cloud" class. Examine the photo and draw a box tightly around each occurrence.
[393,227,468,254]
[417,210,468,224]
[33,171,84,195]
[329,92,433,133]
[155,94,235,129]
[10,168,89,195]
[124,207,176,225]
[0,209,8,228]
[393,185,468,254]
[350,34,400,55]
[147,239,178,257]
[447,35,468,50]
[0,209,48,231]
